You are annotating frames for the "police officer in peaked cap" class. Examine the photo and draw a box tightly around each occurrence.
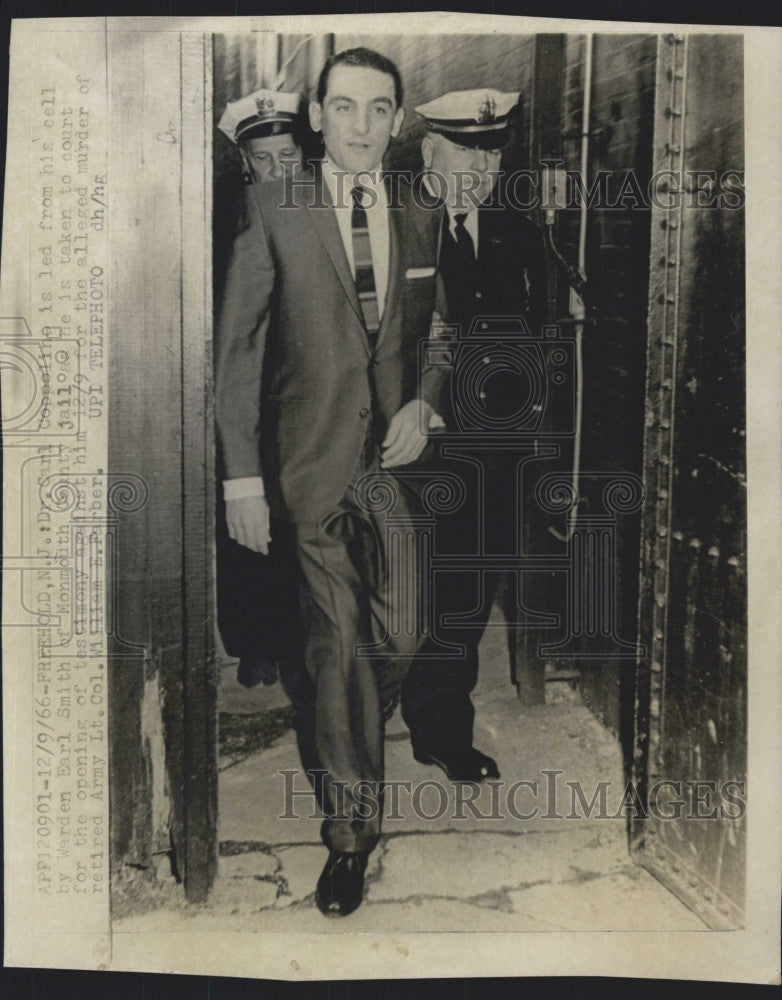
[214,87,310,694]
[401,89,549,783]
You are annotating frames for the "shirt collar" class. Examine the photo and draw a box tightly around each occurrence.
[422,173,479,224]
[322,158,384,208]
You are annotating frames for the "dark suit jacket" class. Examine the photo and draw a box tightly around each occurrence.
[436,192,547,337]
[426,190,552,556]
[428,191,547,429]
[215,165,444,524]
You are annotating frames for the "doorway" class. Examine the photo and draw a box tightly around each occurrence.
[108,29,746,931]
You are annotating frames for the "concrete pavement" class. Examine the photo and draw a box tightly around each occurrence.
[115,608,705,935]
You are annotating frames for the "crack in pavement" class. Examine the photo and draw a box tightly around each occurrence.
[206,867,628,917]
[209,828,637,917]
[364,835,391,892]
[219,822,624,857]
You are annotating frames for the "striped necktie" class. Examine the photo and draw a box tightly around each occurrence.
[351,184,380,347]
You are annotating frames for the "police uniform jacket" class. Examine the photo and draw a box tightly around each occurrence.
[433,184,548,428]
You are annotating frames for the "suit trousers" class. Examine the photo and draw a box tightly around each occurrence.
[401,450,521,754]
[293,444,422,854]
[401,573,498,755]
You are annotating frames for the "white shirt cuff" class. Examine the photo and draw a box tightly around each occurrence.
[224,477,265,501]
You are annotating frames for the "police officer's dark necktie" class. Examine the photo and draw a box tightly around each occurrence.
[351,184,380,349]
[453,211,476,262]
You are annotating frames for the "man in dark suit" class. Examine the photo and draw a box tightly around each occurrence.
[215,48,444,917]
[401,89,548,783]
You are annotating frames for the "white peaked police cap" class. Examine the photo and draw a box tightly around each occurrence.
[218,88,301,144]
[415,89,520,148]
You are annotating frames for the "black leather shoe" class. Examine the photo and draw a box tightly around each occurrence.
[413,745,500,783]
[315,850,369,917]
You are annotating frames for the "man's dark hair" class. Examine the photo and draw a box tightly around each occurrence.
[316,47,404,110]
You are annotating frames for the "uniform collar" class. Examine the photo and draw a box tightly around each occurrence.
[422,172,485,224]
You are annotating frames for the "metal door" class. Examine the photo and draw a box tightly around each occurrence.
[633,33,746,929]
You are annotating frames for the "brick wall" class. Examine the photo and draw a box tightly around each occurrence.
[334,33,537,173]
[561,34,656,468]
[559,34,658,735]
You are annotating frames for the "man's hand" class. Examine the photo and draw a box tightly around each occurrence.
[381,399,434,468]
[226,495,271,554]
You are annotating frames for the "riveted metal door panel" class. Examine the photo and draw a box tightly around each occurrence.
[633,33,746,929]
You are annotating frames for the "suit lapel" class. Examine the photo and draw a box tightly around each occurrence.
[435,203,446,264]
[477,203,491,267]
[302,165,365,329]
